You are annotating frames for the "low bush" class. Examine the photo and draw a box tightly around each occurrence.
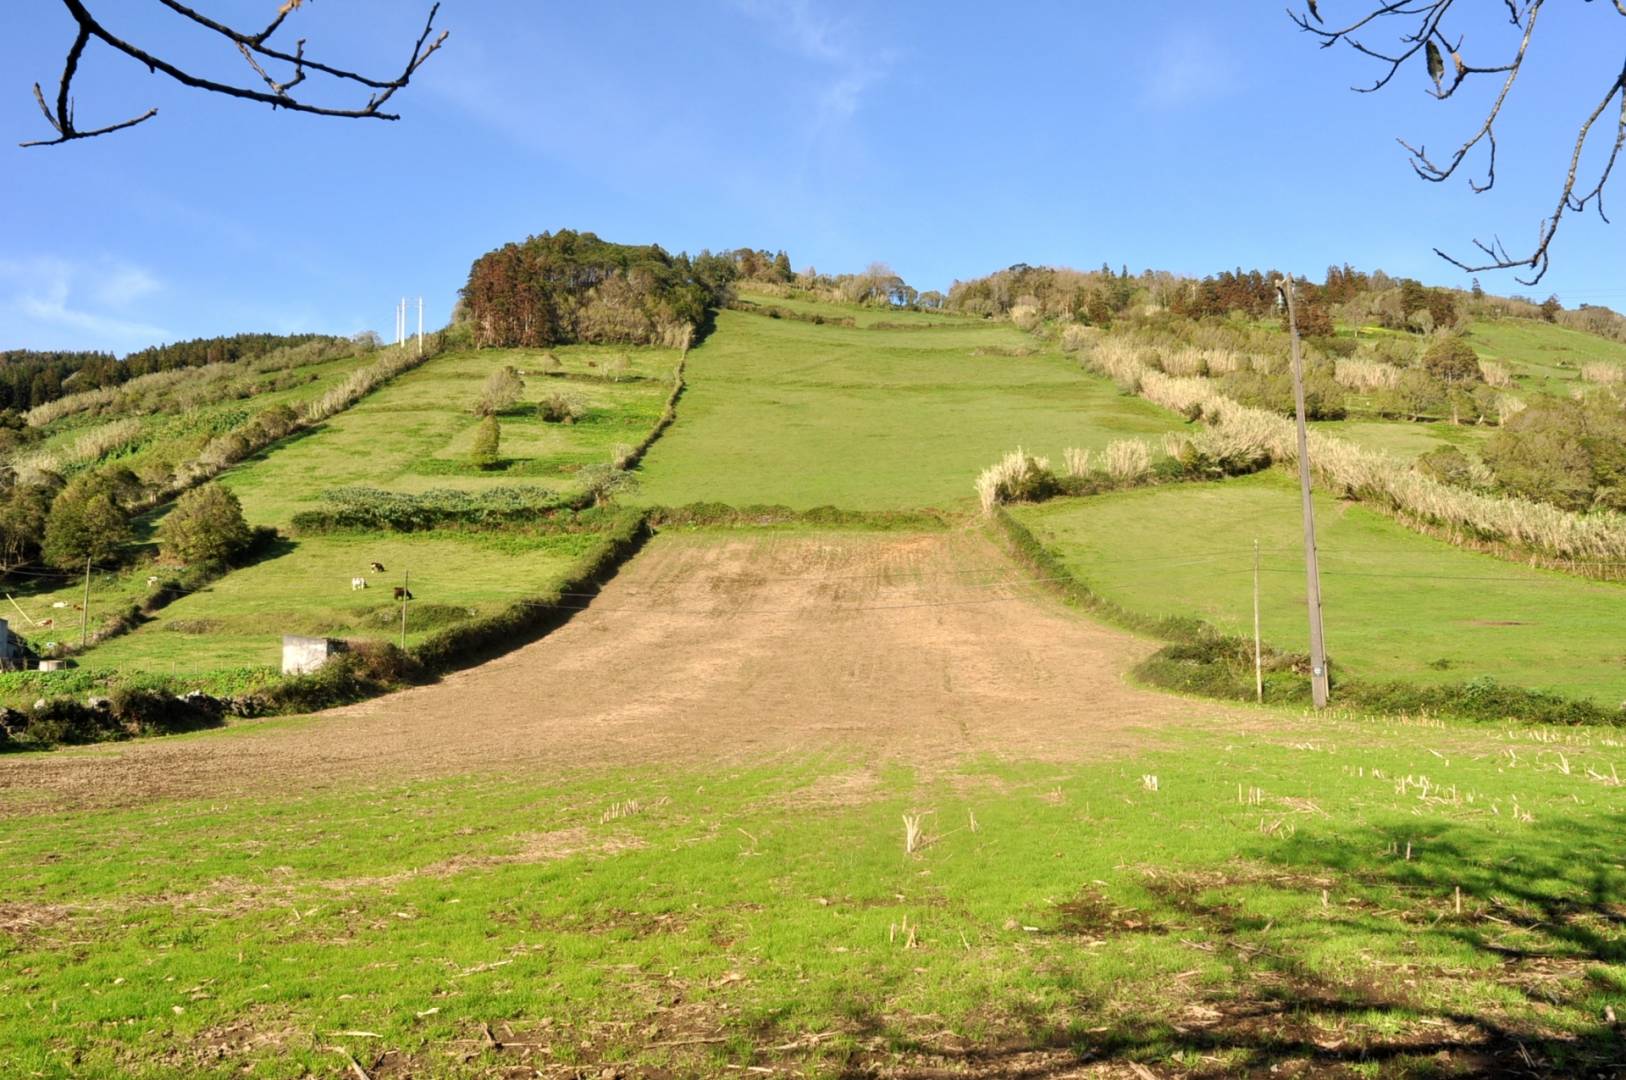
[536,392,587,424]
[474,365,525,416]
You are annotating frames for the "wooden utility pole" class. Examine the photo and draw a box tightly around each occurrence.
[399,569,410,650]
[1277,275,1330,708]
[1253,539,1263,704]
[80,553,92,649]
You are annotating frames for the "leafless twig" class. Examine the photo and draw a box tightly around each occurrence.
[1290,0,1626,284]
[23,0,447,147]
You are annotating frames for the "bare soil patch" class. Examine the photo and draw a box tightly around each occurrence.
[0,529,1246,813]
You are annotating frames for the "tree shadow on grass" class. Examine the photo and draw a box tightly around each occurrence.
[829,815,1625,1078]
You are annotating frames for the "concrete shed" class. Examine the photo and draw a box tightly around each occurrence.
[282,635,339,676]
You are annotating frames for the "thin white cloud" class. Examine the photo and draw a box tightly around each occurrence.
[733,0,891,128]
[1141,30,1239,110]
[0,257,170,350]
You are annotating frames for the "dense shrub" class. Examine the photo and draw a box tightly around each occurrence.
[158,483,252,565]
[1415,447,1493,491]
[291,486,574,532]
[1221,363,1347,420]
[1482,397,1626,511]
[105,687,226,736]
[1421,336,1482,386]
[470,415,501,469]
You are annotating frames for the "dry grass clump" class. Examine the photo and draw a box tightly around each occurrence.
[1104,439,1151,482]
[1478,360,1515,388]
[1158,347,1208,378]
[71,417,142,463]
[1496,395,1527,426]
[975,447,1055,513]
[1010,303,1042,333]
[1580,362,1624,386]
[1334,357,1402,392]
[1084,338,1147,392]
[1059,324,1098,353]
[1063,447,1092,478]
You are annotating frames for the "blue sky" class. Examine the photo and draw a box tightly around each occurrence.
[2,1,1622,354]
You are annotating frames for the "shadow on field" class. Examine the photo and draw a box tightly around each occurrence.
[836,816,1625,1079]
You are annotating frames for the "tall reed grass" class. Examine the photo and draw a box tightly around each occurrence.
[1079,337,1626,561]
[1334,357,1402,391]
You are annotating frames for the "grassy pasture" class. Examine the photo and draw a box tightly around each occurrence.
[1309,418,1493,461]
[633,308,1185,510]
[0,714,1619,1077]
[68,530,592,676]
[220,345,679,527]
[1014,471,1626,705]
[1466,318,1626,396]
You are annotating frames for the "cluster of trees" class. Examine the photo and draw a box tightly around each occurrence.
[777,262,927,309]
[1167,266,1458,338]
[946,263,1138,324]
[458,230,717,349]
[0,350,115,412]
[720,248,794,284]
[0,461,252,578]
[1481,398,1626,513]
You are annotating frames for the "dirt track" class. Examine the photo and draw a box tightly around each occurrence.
[0,529,1246,812]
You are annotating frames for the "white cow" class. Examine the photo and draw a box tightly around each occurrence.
[351,576,368,591]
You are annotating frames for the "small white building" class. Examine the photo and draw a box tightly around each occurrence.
[282,635,338,676]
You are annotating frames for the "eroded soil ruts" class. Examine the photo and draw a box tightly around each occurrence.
[0,529,1245,813]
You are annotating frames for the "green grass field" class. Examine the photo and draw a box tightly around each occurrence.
[1014,471,1626,705]
[1467,317,1626,396]
[1310,418,1493,461]
[2,712,1619,1077]
[220,345,679,527]
[633,308,1185,510]
[4,301,1626,1076]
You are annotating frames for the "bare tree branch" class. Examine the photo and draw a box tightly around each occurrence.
[22,0,447,147]
[1291,0,1626,284]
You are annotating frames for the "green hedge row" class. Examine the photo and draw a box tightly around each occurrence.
[649,502,951,531]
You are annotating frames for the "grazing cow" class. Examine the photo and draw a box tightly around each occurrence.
[351,576,367,590]
[393,586,413,601]
[369,562,386,573]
